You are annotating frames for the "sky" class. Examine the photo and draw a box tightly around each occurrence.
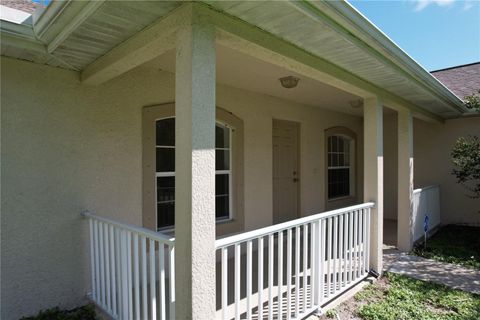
[348,0,480,71]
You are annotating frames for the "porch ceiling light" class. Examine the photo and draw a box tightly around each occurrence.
[279,76,300,89]
[349,99,363,109]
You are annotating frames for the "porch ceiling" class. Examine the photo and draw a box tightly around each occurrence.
[144,45,362,116]
[0,1,468,119]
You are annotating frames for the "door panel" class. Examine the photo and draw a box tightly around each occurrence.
[273,120,299,224]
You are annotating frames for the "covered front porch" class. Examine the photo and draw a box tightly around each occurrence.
[77,3,428,319]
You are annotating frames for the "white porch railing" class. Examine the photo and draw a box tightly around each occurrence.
[83,212,175,320]
[85,202,373,320]
[215,202,374,320]
[413,185,440,242]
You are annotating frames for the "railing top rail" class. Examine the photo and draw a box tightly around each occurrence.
[215,202,375,249]
[413,184,439,194]
[82,211,175,245]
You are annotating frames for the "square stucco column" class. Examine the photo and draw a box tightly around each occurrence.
[364,96,384,274]
[174,19,216,319]
[397,109,414,251]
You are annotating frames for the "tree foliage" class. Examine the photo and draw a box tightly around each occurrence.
[464,89,480,111]
[451,135,480,198]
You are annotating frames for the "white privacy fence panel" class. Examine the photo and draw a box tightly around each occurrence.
[215,202,374,320]
[413,185,440,242]
[84,212,175,320]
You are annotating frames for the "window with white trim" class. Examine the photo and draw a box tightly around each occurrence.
[155,118,232,230]
[327,134,354,199]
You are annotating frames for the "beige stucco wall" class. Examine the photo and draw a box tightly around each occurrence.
[414,116,480,226]
[383,113,398,220]
[1,57,364,319]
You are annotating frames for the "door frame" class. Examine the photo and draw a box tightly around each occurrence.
[272,118,301,224]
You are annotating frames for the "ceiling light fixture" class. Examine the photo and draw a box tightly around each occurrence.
[279,76,300,89]
[349,99,363,109]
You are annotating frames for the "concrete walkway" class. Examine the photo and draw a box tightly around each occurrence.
[383,247,480,295]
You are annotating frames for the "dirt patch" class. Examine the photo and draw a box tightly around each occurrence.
[317,277,389,320]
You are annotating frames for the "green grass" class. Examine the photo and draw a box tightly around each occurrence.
[20,304,96,320]
[412,225,480,270]
[355,273,480,320]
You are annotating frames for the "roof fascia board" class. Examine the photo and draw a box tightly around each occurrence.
[80,3,191,85]
[33,0,96,46]
[202,4,443,123]
[33,0,70,38]
[306,0,466,113]
[47,0,105,53]
[0,19,36,40]
[0,30,45,53]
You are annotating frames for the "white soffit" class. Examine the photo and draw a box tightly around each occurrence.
[0,1,467,119]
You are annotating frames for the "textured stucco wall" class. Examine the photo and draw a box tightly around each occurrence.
[383,113,398,220]
[1,57,364,319]
[414,117,480,226]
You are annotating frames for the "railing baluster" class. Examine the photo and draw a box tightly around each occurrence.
[133,233,140,320]
[342,214,348,288]
[235,243,241,320]
[115,228,121,317]
[366,209,371,271]
[89,219,96,302]
[150,239,157,320]
[286,228,292,320]
[159,244,166,320]
[121,230,129,320]
[268,234,274,320]
[326,218,332,298]
[333,216,338,294]
[359,210,365,275]
[169,245,175,320]
[310,223,316,308]
[278,231,284,319]
[141,236,147,320]
[294,226,300,318]
[349,212,354,283]
[247,240,253,320]
[221,247,228,320]
[99,222,105,307]
[104,223,111,311]
[338,214,344,290]
[127,232,133,320]
[319,219,325,304]
[362,210,366,273]
[258,236,264,320]
[354,210,359,279]
[313,221,319,307]
[110,225,117,316]
[302,224,308,312]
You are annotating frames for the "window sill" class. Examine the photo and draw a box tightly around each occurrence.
[327,195,356,202]
[156,218,235,234]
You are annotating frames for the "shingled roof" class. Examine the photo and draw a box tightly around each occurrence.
[431,62,480,100]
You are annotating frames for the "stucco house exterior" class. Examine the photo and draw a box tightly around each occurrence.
[1,1,479,319]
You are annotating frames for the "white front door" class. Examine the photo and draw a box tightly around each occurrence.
[273,119,299,224]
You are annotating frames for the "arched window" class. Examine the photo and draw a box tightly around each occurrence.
[142,103,244,235]
[155,118,232,229]
[326,129,356,200]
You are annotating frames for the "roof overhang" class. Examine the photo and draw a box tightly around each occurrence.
[0,0,470,121]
